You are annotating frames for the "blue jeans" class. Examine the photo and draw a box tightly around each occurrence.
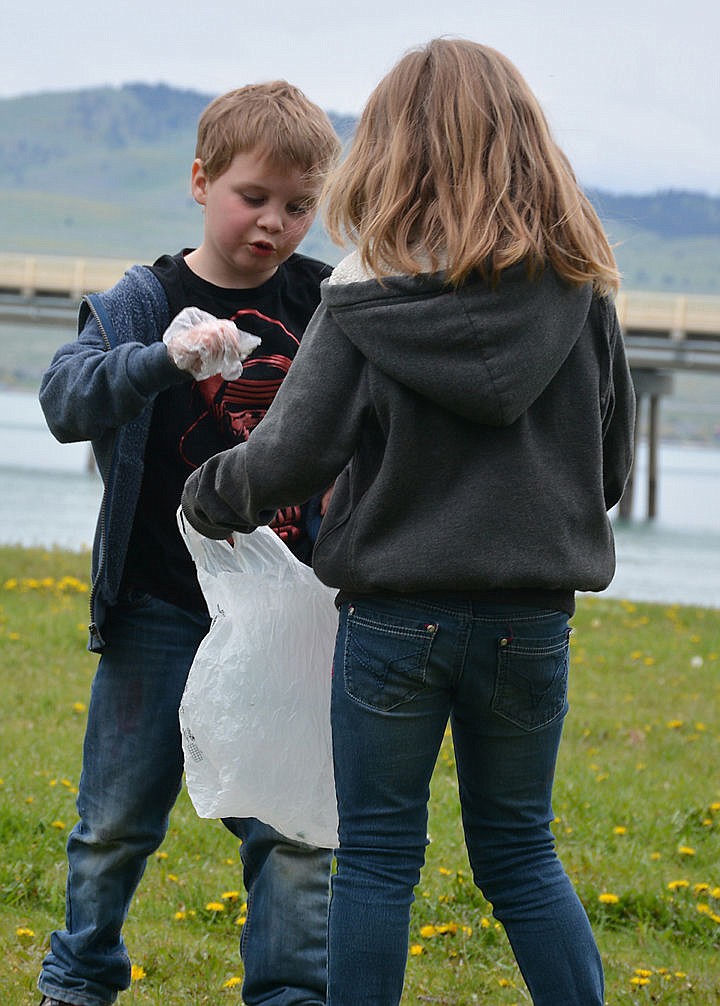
[328,596,603,1006]
[38,592,331,1006]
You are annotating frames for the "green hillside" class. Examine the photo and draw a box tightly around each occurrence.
[1,84,718,290]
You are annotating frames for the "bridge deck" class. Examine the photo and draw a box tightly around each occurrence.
[1,254,720,373]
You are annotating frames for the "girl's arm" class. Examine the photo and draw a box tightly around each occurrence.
[182,304,368,540]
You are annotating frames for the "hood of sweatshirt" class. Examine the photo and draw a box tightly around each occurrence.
[320,257,594,426]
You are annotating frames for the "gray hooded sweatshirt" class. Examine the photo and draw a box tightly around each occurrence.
[181,256,635,606]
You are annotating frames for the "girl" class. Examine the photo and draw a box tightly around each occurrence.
[182,38,636,1005]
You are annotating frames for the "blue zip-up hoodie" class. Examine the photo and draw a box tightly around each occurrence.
[39,265,188,651]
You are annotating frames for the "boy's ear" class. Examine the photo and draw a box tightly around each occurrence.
[190,159,209,205]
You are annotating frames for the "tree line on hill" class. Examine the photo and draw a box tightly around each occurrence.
[0,84,718,292]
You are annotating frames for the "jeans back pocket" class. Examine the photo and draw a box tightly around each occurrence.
[343,604,439,711]
[492,629,570,731]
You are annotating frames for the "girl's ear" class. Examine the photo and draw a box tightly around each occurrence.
[190,159,209,206]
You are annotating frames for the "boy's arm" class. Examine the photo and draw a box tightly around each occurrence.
[39,270,189,443]
[182,304,367,539]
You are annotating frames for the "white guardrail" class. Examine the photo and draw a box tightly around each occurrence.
[1,253,720,343]
[0,253,134,300]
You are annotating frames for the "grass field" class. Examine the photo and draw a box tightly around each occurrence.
[1,544,719,1004]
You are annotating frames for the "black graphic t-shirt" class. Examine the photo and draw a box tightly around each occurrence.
[121,250,331,613]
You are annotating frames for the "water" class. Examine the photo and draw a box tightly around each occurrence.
[1,389,719,608]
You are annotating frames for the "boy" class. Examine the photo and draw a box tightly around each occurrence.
[37,81,341,1006]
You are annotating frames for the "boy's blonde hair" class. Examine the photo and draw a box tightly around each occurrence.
[196,80,340,184]
[323,39,619,294]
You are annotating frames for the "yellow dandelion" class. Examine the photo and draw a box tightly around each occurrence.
[206,901,226,912]
[598,893,620,904]
[635,969,653,977]
[666,719,684,729]
[131,964,146,981]
[155,850,169,860]
[16,927,35,937]
[174,911,187,920]
[222,976,243,988]
[613,826,627,835]
[697,903,712,915]
[667,879,690,890]
[409,944,424,956]
[419,924,437,938]
[694,883,710,894]
[235,914,247,926]
[480,917,491,929]
[630,976,650,986]
[438,867,452,876]
[51,820,66,830]
[72,701,87,713]
[222,890,240,901]
[678,845,696,856]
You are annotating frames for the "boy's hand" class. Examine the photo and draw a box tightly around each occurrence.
[163,307,261,380]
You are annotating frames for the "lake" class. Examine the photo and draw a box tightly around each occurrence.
[1,389,719,609]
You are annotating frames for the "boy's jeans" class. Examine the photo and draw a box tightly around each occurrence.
[38,592,331,1006]
[327,595,604,1006]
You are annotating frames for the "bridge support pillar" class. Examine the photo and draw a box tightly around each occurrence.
[619,369,674,520]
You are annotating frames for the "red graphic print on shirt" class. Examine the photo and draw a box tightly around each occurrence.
[179,308,304,546]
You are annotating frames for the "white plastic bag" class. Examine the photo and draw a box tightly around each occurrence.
[163,307,261,380]
[177,511,339,848]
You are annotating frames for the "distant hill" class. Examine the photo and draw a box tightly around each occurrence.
[1,84,718,293]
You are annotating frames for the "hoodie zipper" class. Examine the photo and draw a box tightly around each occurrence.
[83,295,113,650]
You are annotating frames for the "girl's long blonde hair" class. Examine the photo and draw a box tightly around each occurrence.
[323,38,619,294]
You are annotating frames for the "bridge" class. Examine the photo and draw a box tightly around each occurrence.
[1,253,719,520]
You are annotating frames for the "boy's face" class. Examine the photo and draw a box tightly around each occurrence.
[188,148,319,288]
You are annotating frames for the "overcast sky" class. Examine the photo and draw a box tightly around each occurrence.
[4,0,718,194]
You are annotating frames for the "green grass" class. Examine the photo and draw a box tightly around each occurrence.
[1,545,719,1004]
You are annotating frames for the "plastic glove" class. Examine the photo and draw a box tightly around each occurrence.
[163,307,261,380]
